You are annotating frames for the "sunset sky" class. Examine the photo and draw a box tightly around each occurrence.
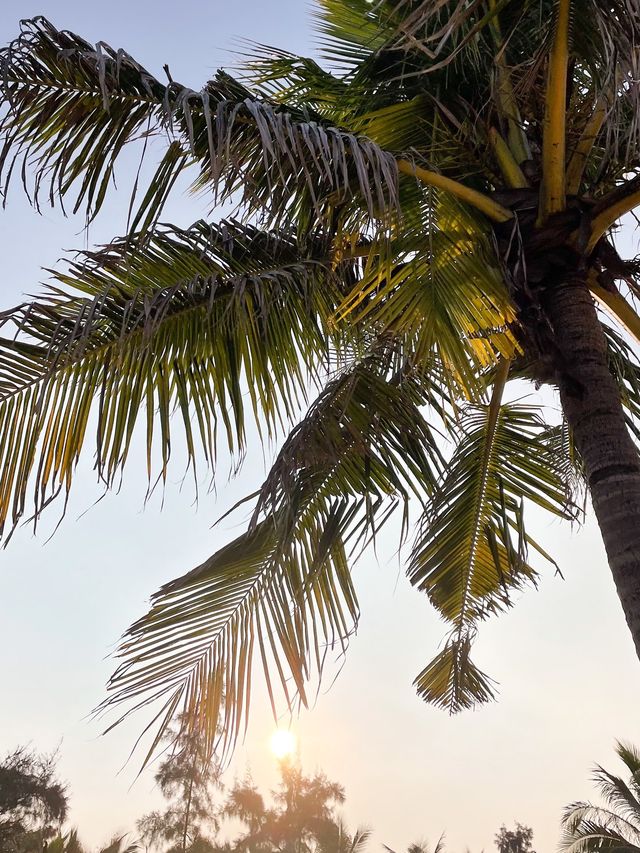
[1,3,640,852]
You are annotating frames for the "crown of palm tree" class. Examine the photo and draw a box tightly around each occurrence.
[2,0,640,762]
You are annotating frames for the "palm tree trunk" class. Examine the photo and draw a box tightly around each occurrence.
[544,275,640,656]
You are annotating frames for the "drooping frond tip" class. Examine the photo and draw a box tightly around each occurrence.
[99,344,446,762]
[0,17,400,229]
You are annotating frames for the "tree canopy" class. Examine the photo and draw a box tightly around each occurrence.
[0,747,68,853]
[2,0,640,762]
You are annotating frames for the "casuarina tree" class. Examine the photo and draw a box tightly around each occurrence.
[137,720,221,853]
[2,0,640,758]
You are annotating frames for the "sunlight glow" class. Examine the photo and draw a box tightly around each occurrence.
[270,729,297,760]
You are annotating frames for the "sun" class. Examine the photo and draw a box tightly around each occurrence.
[270,729,297,760]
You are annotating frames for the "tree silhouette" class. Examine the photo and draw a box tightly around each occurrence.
[494,825,535,853]
[223,763,366,853]
[0,747,67,853]
[137,722,221,853]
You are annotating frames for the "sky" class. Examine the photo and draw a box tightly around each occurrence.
[1,3,640,853]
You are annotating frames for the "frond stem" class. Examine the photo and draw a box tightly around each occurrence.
[488,0,531,164]
[539,0,571,221]
[488,128,529,189]
[566,90,610,195]
[589,280,640,347]
[456,356,510,637]
[397,159,513,223]
[588,175,640,252]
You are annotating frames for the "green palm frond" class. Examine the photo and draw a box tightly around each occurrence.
[617,742,640,783]
[0,220,347,535]
[409,399,573,711]
[412,632,498,713]
[7,0,640,765]
[0,19,399,230]
[101,345,446,761]
[240,45,349,117]
[313,0,391,69]
[603,325,640,443]
[561,802,640,853]
[242,46,430,150]
[243,43,484,182]
[563,742,640,853]
[0,18,181,222]
[539,419,586,510]
[104,506,356,764]
[319,0,640,191]
[337,193,519,392]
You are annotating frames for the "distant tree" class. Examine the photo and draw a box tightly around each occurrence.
[99,837,139,853]
[224,764,363,853]
[45,830,85,853]
[137,721,220,853]
[0,747,68,853]
[494,824,535,853]
[44,831,138,853]
[384,836,445,853]
[561,741,640,852]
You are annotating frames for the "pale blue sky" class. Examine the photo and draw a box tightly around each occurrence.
[1,4,640,853]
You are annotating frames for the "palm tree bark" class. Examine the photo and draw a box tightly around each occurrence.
[545,276,640,656]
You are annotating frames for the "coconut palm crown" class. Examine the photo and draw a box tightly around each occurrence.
[2,0,640,760]
[562,741,640,853]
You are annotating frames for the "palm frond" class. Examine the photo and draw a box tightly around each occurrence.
[593,764,640,827]
[562,741,640,853]
[561,802,640,853]
[313,0,391,70]
[337,193,519,394]
[413,633,497,712]
[0,18,399,231]
[100,344,446,761]
[617,742,640,782]
[409,401,573,712]
[0,18,180,222]
[240,45,349,118]
[539,419,586,511]
[347,828,371,853]
[0,220,346,536]
[603,324,640,444]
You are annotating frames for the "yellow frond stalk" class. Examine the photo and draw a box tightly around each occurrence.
[488,358,511,427]
[397,159,513,223]
[566,91,610,195]
[489,128,529,189]
[539,0,571,222]
[588,188,640,253]
[488,0,531,164]
[589,280,640,347]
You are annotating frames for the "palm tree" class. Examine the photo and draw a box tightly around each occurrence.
[384,837,446,853]
[1,0,640,757]
[43,832,138,853]
[562,741,640,852]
